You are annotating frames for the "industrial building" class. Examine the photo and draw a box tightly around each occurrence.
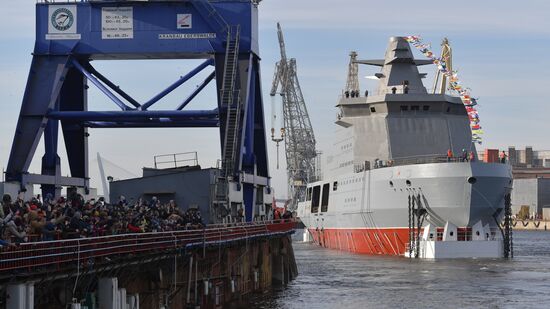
[510,178,550,218]
[479,146,550,217]
[109,160,273,224]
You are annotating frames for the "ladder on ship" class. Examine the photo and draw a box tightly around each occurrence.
[503,193,514,258]
[407,194,427,258]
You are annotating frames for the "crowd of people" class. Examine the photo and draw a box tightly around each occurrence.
[0,192,204,247]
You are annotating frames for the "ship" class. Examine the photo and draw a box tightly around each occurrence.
[297,37,513,258]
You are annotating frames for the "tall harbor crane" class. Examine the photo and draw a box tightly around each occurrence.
[270,22,317,211]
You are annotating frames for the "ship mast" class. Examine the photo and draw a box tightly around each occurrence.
[345,51,360,97]
[270,22,317,211]
[432,38,452,94]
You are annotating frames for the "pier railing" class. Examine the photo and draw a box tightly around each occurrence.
[0,220,295,272]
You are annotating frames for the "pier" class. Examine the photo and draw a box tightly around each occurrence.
[1,220,297,308]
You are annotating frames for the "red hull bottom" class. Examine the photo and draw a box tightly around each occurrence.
[308,228,409,256]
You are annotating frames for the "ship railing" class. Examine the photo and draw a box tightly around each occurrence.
[339,87,446,100]
[0,219,295,273]
[372,155,474,169]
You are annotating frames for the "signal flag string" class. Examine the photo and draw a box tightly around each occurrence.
[405,35,483,145]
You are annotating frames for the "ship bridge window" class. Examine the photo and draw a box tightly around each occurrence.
[400,105,408,111]
[423,105,430,111]
[370,107,376,113]
[311,185,321,213]
[321,183,330,212]
[411,105,419,111]
[333,181,338,191]
[306,187,312,201]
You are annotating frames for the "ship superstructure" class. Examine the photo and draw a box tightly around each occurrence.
[297,37,513,258]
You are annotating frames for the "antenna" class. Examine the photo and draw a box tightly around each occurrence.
[345,51,360,97]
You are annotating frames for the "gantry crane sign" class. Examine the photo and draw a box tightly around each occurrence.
[270,23,317,211]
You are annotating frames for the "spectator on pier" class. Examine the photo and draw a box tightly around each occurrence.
[28,208,46,240]
[469,151,476,162]
[4,216,27,243]
[1,194,10,220]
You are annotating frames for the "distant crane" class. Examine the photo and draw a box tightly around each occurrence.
[270,22,317,211]
[432,38,452,94]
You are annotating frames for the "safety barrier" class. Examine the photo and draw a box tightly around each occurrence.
[0,220,295,272]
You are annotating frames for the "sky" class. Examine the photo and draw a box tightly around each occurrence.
[1,0,550,198]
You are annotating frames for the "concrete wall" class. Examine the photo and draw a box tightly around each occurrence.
[109,168,216,223]
[511,178,550,216]
[511,178,538,215]
[537,178,550,212]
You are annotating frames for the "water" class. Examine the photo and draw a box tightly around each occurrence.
[249,230,550,309]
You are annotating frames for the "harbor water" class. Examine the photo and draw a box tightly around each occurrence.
[249,230,550,309]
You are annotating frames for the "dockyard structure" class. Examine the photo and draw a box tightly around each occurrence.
[2,0,272,223]
[478,147,550,217]
[0,1,298,307]
[0,221,297,308]
[479,146,550,170]
[270,23,317,211]
[110,161,273,224]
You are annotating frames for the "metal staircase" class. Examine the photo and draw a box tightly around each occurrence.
[221,25,241,180]
[211,25,241,220]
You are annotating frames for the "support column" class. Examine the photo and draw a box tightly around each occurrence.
[127,294,139,309]
[6,282,34,309]
[98,277,119,309]
[118,288,127,309]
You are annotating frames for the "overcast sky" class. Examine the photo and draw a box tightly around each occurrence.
[1,0,549,197]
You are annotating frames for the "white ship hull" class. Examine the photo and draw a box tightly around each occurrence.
[298,162,512,256]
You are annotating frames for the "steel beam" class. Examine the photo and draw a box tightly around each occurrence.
[87,65,141,109]
[141,59,214,110]
[71,59,132,111]
[84,120,219,128]
[6,56,71,182]
[177,71,216,110]
[22,173,87,187]
[47,110,219,121]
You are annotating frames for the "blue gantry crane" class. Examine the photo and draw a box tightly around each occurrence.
[5,0,271,222]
